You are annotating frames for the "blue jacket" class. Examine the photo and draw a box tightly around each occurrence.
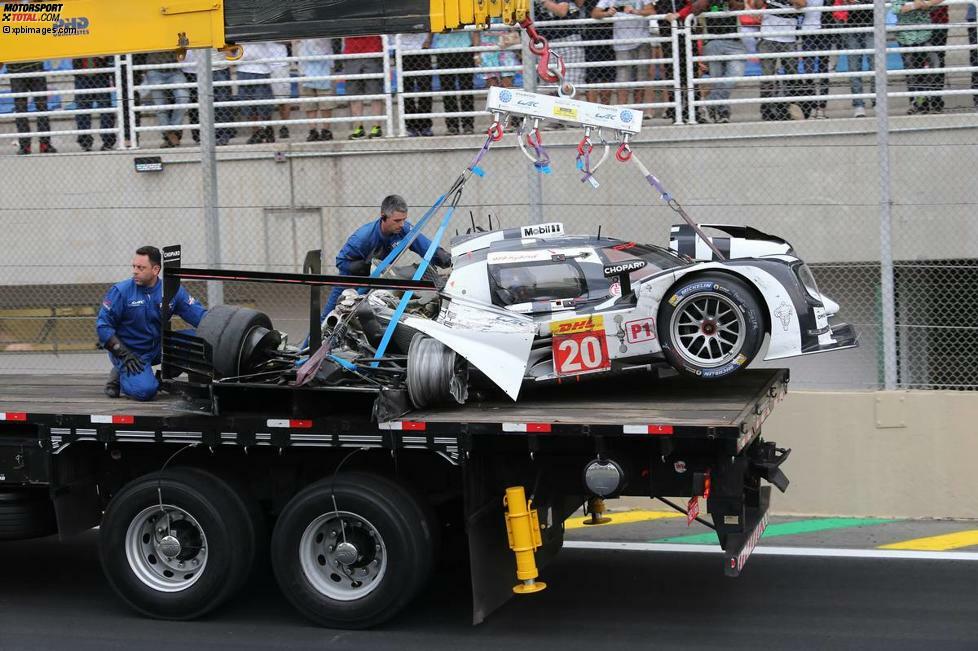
[335,218,440,272]
[96,278,206,357]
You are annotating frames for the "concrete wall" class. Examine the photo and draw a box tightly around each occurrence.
[765,389,978,519]
[2,114,977,287]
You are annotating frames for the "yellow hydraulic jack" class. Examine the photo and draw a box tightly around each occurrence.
[503,486,547,595]
[582,497,611,525]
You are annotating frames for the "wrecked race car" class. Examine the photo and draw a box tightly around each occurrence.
[161,222,856,413]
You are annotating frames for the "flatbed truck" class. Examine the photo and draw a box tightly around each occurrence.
[0,366,790,627]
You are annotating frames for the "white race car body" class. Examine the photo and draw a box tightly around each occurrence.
[405,222,856,400]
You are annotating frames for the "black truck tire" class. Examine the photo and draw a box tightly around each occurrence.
[0,489,57,540]
[195,305,274,379]
[657,273,765,379]
[270,472,436,629]
[98,468,254,620]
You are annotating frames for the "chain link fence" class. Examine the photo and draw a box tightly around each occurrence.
[1,2,977,390]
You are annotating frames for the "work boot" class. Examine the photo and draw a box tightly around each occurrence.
[105,367,120,398]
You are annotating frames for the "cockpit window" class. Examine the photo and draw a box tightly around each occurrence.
[489,261,587,307]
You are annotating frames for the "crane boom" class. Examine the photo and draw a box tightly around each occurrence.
[0,0,529,64]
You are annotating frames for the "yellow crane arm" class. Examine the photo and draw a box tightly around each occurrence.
[0,0,529,64]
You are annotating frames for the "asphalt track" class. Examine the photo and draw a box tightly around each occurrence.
[2,518,977,651]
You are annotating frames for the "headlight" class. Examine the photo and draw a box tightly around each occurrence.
[794,263,823,302]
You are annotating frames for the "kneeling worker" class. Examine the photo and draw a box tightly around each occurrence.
[323,194,452,318]
[96,246,207,400]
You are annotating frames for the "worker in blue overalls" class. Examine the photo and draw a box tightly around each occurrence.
[96,246,207,400]
[322,194,452,319]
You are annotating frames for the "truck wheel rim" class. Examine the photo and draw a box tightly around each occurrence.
[299,510,387,601]
[125,504,208,593]
[670,291,746,368]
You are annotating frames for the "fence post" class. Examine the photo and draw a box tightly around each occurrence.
[395,34,407,136]
[873,0,896,389]
[198,48,224,307]
[382,35,394,137]
[125,54,137,147]
[523,6,544,225]
[113,56,126,147]
[684,17,697,123]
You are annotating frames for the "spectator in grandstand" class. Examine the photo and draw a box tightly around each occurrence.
[750,0,807,121]
[840,0,874,117]
[797,0,830,119]
[667,0,747,123]
[144,51,189,147]
[893,0,944,115]
[97,246,206,401]
[969,2,978,111]
[596,0,656,106]
[236,42,276,144]
[478,20,521,93]
[6,60,56,154]
[433,29,480,135]
[536,0,587,128]
[295,38,337,141]
[583,1,618,105]
[926,4,948,113]
[72,56,116,151]
[399,33,435,137]
[268,41,295,139]
[343,35,386,139]
[181,50,236,146]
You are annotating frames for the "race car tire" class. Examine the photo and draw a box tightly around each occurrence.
[0,489,57,540]
[657,273,764,379]
[195,305,275,379]
[98,468,254,620]
[270,472,436,629]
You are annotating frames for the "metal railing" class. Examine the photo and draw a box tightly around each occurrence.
[2,9,977,150]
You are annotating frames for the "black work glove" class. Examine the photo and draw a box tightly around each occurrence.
[432,247,452,268]
[106,335,145,375]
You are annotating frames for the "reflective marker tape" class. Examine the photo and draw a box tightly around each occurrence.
[623,424,674,435]
[91,415,134,424]
[502,423,552,433]
[378,421,426,431]
[0,412,27,422]
[266,419,313,429]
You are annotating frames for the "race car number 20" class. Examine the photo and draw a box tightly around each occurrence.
[554,332,611,377]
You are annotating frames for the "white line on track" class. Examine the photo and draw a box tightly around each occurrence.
[564,541,978,561]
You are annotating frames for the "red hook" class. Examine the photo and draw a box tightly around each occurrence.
[577,138,593,157]
[488,122,504,142]
[615,143,632,163]
[536,49,564,84]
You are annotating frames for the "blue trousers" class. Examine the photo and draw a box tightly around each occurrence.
[107,351,158,401]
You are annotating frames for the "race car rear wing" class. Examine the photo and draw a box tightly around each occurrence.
[160,244,437,364]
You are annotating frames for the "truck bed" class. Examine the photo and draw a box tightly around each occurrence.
[0,369,787,439]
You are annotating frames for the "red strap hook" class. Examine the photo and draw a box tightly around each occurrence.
[488,122,504,142]
[615,143,633,163]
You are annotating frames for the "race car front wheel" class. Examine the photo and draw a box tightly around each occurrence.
[657,273,764,379]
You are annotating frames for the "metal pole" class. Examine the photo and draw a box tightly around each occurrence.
[198,49,224,307]
[873,0,896,389]
[113,55,125,147]
[382,35,394,137]
[125,54,137,148]
[395,34,407,136]
[523,5,544,225]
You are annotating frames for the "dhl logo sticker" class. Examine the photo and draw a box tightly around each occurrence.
[550,315,604,335]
